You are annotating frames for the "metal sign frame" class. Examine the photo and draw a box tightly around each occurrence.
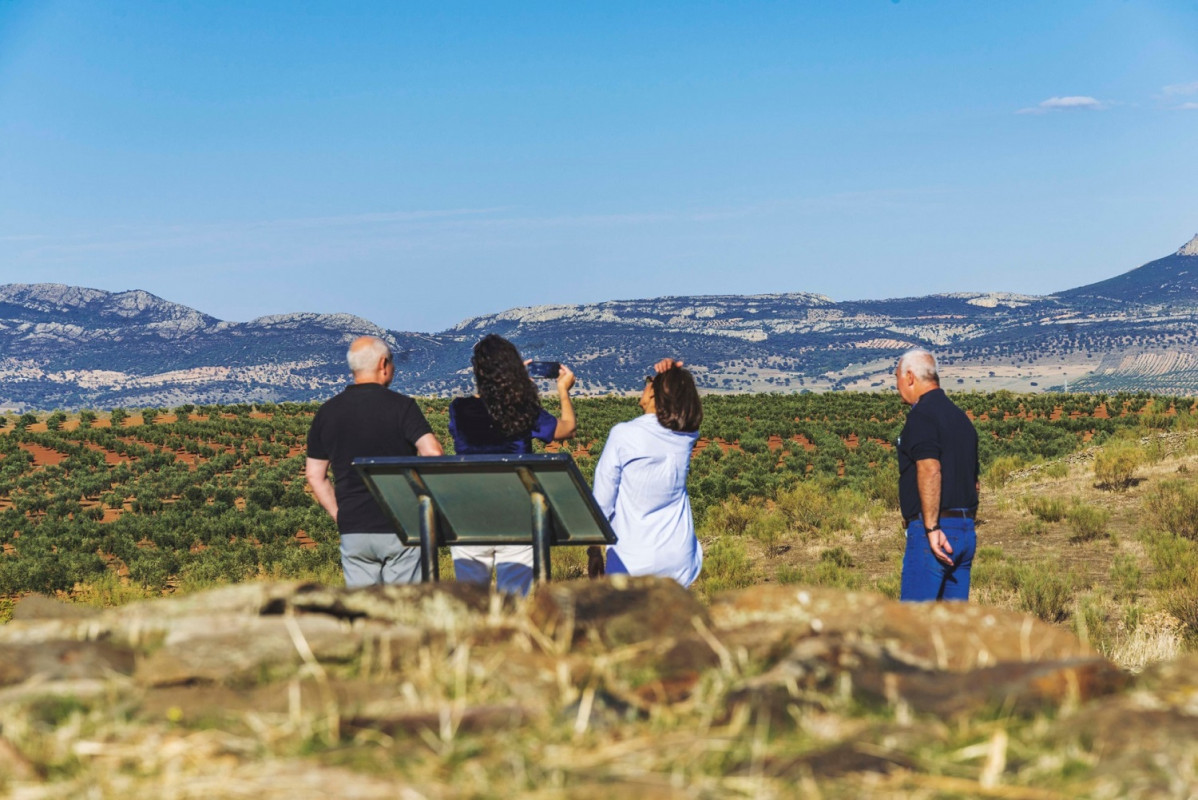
[353,453,616,584]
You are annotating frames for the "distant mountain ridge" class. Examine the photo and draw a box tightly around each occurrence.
[2,235,1198,409]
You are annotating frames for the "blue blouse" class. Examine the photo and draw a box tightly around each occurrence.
[448,396,557,454]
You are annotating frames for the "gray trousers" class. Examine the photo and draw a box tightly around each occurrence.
[340,533,422,587]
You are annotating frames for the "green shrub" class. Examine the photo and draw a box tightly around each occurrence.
[747,513,788,557]
[858,466,899,509]
[773,480,859,536]
[694,537,757,598]
[776,546,862,590]
[1025,496,1066,522]
[1144,532,1198,592]
[1042,461,1070,479]
[701,496,756,537]
[970,548,1019,594]
[1015,519,1045,537]
[774,480,831,532]
[874,569,901,600]
[1163,583,1198,637]
[985,455,1024,489]
[1017,564,1079,623]
[1093,443,1141,491]
[1109,553,1141,600]
[1073,593,1113,653]
[1144,479,1198,540]
[1066,503,1110,542]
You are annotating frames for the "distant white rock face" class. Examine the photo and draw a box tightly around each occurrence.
[1178,234,1198,257]
[939,292,1038,309]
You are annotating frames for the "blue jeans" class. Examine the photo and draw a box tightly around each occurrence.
[899,516,976,601]
[340,533,423,588]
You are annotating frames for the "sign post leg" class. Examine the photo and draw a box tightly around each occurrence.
[530,489,551,585]
[401,470,440,583]
[417,493,440,583]
[516,467,553,585]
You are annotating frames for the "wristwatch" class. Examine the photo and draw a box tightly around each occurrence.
[925,524,942,533]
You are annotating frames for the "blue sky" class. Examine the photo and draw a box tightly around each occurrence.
[1,1,1196,332]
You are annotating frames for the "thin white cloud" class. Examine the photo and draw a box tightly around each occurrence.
[1017,95,1106,114]
[1175,102,1198,111]
[1162,81,1198,96]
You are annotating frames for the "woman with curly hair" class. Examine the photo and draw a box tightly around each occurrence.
[448,334,576,594]
[592,358,703,587]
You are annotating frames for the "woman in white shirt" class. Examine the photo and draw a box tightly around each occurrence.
[592,359,704,587]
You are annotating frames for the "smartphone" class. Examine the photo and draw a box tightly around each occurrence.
[527,361,561,379]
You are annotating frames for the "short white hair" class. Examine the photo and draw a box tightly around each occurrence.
[346,336,391,373]
[897,348,939,383]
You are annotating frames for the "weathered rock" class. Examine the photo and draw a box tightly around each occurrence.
[711,585,1093,672]
[1043,698,1198,798]
[276,580,500,631]
[1131,651,1198,712]
[0,734,38,781]
[528,576,720,703]
[344,701,533,738]
[134,614,362,686]
[5,579,1192,797]
[529,575,711,650]
[856,656,1128,716]
[10,593,102,621]
[0,640,135,686]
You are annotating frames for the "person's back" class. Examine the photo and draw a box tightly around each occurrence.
[897,388,978,523]
[597,414,701,585]
[592,360,704,588]
[448,334,576,594]
[448,396,554,455]
[309,384,430,532]
[305,336,443,587]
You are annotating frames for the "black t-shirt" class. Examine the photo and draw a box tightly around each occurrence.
[897,388,979,521]
[307,383,434,533]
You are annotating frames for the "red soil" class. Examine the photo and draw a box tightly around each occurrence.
[18,443,67,467]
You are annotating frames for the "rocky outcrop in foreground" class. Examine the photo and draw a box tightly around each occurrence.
[1,578,1194,798]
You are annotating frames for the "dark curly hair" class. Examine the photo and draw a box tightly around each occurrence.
[472,334,542,439]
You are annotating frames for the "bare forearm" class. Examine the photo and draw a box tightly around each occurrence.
[916,459,941,528]
[305,458,338,521]
[555,388,576,440]
[310,477,337,520]
[415,433,444,456]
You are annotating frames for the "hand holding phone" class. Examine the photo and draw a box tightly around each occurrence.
[527,361,561,379]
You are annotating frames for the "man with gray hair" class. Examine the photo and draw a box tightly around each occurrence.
[306,335,444,587]
[894,348,979,601]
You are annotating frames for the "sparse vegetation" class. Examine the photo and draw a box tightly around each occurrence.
[1,392,1196,668]
[1025,496,1066,522]
[1066,503,1110,542]
[1094,442,1141,490]
[1144,478,1198,540]
[1017,563,1081,623]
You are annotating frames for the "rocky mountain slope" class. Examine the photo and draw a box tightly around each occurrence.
[2,577,1193,797]
[2,235,1198,409]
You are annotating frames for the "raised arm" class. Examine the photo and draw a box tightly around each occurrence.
[553,364,577,440]
[653,358,683,374]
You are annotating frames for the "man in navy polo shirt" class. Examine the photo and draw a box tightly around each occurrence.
[895,348,979,601]
[306,335,444,587]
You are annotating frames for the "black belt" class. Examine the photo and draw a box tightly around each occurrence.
[903,508,976,527]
